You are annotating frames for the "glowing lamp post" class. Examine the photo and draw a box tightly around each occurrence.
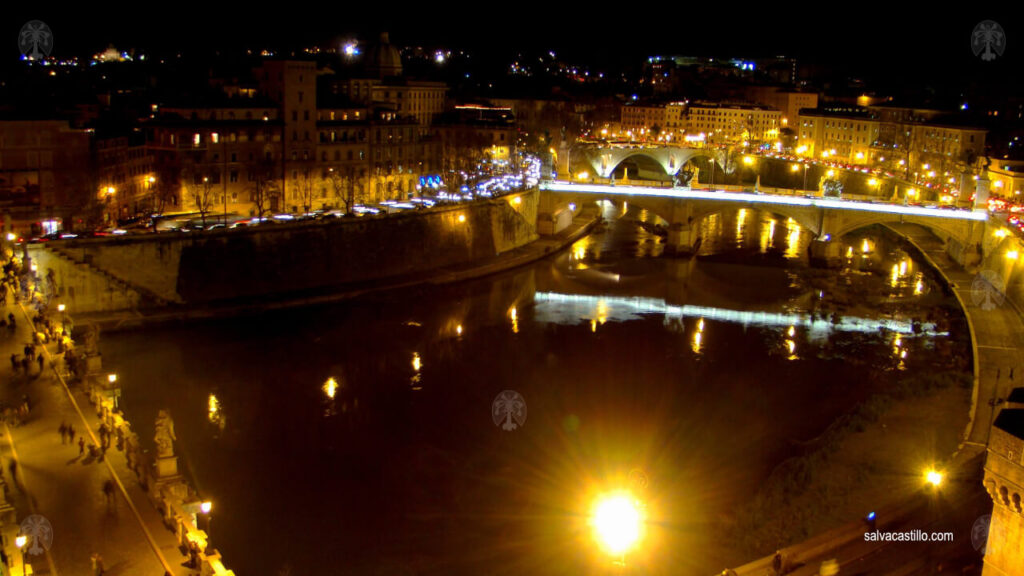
[15,535,27,576]
[201,500,213,537]
[591,491,644,566]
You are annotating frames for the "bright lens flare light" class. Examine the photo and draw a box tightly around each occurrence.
[925,469,943,487]
[591,492,643,556]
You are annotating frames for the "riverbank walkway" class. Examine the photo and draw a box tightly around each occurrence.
[725,223,1022,575]
[0,290,191,575]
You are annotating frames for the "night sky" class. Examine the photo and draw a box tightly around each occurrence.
[5,5,1022,92]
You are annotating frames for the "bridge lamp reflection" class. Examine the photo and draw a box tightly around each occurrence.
[1007,250,1019,260]
[323,377,338,400]
[692,318,704,354]
[995,228,1009,239]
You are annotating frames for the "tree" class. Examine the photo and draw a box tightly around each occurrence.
[296,169,317,214]
[186,173,215,228]
[248,148,280,218]
[327,168,355,213]
[148,158,182,230]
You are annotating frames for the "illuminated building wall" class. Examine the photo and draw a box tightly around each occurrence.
[983,408,1024,576]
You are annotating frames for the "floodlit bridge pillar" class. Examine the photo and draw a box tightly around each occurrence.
[664,200,699,255]
[809,238,842,267]
[809,211,842,267]
[666,223,699,255]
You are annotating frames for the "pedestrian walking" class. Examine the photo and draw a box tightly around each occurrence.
[102,479,115,504]
[59,422,67,444]
[1012,368,1015,381]
[67,424,75,444]
[9,354,17,372]
[37,353,43,373]
[78,436,85,457]
[773,550,784,575]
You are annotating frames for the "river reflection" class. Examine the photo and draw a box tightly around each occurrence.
[102,203,966,575]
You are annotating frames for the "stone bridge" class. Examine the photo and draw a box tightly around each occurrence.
[567,144,714,179]
[539,181,990,266]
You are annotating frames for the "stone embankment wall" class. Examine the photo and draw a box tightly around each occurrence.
[26,190,538,314]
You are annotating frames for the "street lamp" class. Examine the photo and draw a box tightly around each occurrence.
[591,491,644,565]
[200,501,213,538]
[15,534,27,576]
[925,469,943,488]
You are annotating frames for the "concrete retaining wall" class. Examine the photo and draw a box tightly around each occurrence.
[29,190,538,312]
[28,244,144,314]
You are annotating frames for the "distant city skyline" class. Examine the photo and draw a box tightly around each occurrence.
[6,9,1018,68]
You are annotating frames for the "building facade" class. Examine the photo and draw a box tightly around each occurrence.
[0,120,92,235]
[796,108,881,164]
[983,407,1024,576]
[686,102,781,146]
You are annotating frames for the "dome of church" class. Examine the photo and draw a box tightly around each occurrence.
[366,32,402,78]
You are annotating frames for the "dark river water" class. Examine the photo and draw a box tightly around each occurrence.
[102,201,966,575]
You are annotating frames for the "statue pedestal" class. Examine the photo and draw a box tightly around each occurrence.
[151,455,186,502]
[155,455,179,479]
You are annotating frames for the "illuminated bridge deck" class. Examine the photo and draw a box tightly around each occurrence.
[540,181,989,222]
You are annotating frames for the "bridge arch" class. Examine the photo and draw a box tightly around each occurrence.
[581,147,714,179]
[686,203,823,238]
[831,213,975,246]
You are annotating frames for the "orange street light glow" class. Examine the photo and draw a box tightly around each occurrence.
[591,491,643,556]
